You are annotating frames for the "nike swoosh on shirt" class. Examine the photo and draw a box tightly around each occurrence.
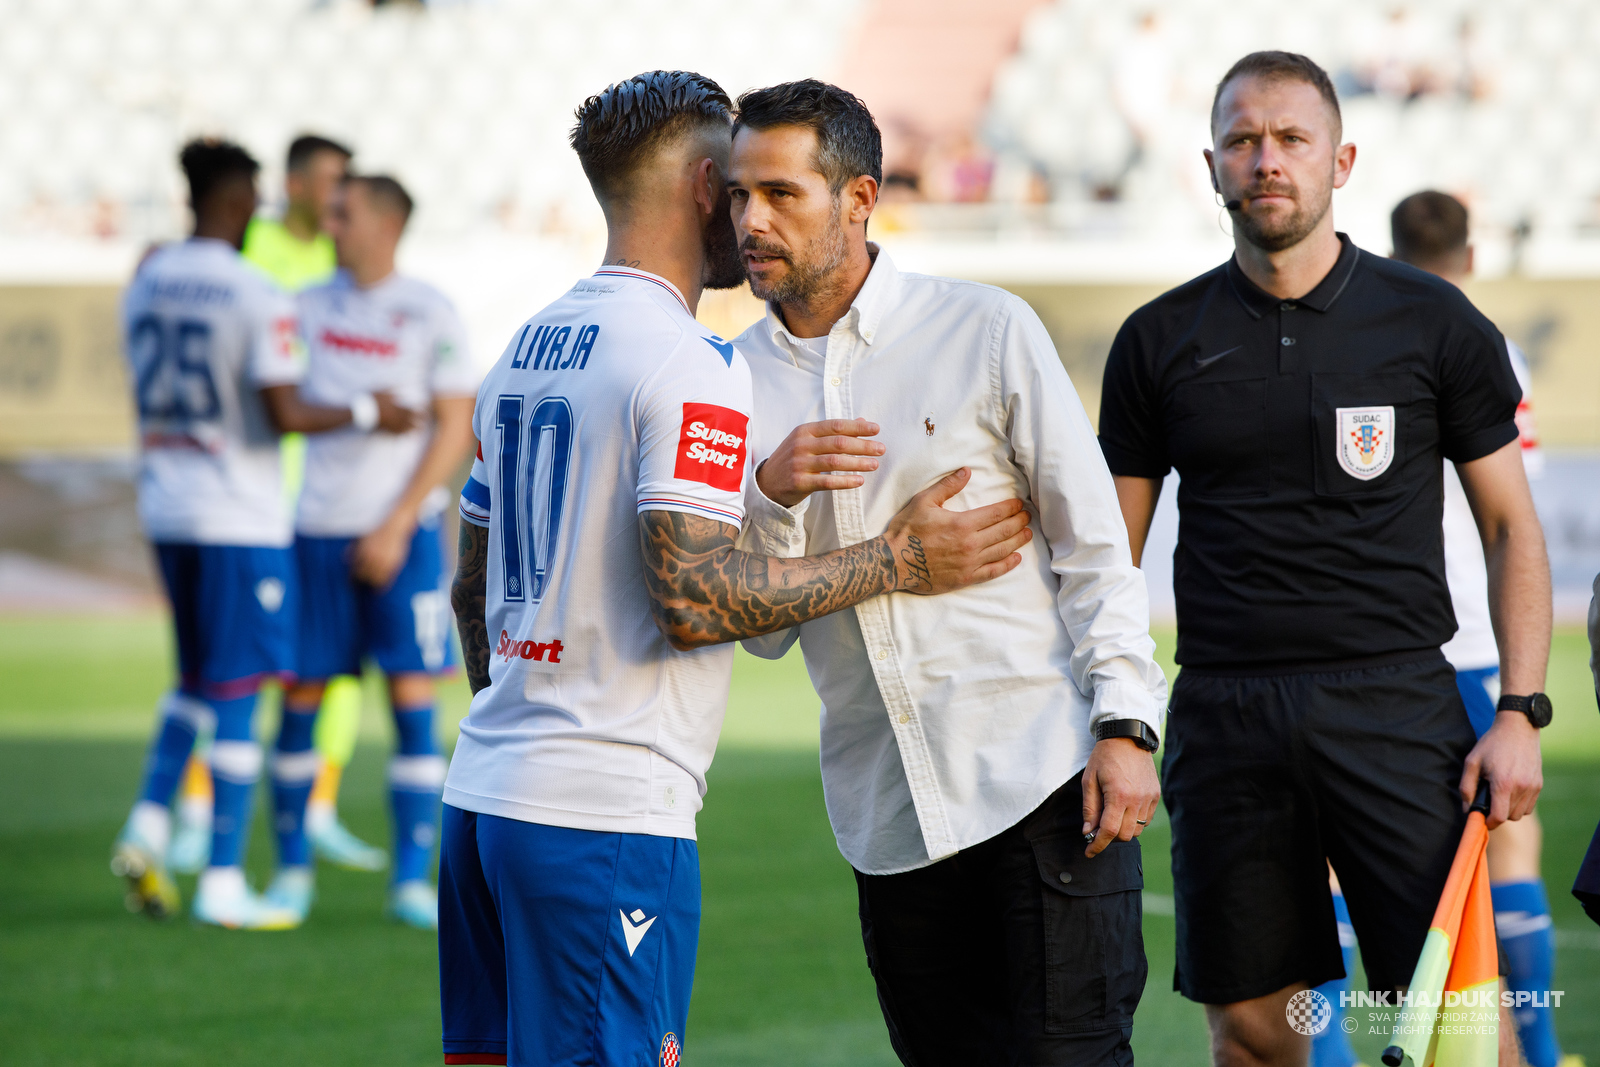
[1194,344,1243,369]
[703,336,735,366]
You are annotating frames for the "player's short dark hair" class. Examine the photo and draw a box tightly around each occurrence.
[569,71,732,204]
[178,137,259,207]
[1211,51,1342,139]
[1391,190,1469,266]
[287,134,353,173]
[733,80,883,195]
[347,174,414,225]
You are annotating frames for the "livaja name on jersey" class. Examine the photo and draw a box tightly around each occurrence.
[674,403,747,491]
[509,322,601,371]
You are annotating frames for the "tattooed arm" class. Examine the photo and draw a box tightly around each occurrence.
[640,467,1033,651]
[451,520,492,694]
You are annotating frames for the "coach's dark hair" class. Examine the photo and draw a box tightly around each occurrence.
[734,80,883,195]
[1211,51,1342,139]
[1391,190,1469,267]
[346,174,414,226]
[287,133,353,173]
[179,137,259,207]
[569,71,732,204]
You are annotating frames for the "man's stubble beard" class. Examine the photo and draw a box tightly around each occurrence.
[702,187,746,291]
[1234,170,1334,254]
[743,200,850,304]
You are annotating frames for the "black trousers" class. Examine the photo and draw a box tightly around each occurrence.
[854,773,1146,1067]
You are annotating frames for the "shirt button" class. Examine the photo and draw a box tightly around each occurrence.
[830,376,842,385]
[1059,872,1073,884]
[898,713,911,724]
[875,648,888,660]
[1280,301,1295,311]
[1281,336,1296,346]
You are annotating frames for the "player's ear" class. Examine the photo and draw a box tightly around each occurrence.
[846,175,878,226]
[1203,148,1219,193]
[692,156,717,217]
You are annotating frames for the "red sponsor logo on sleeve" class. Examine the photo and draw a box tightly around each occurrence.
[673,403,748,492]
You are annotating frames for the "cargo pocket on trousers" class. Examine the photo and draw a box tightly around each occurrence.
[1033,834,1147,1034]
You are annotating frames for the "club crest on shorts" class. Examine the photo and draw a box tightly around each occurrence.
[659,1032,680,1067]
[1335,405,1395,480]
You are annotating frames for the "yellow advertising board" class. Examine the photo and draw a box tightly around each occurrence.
[2,278,1595,456]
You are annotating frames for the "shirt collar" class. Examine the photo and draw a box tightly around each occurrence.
[762,243,900,365]
[591,265,690,315]
[1225,232,1361,319]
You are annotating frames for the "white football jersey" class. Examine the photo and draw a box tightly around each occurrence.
[293,271,478,537]
[446,267,754,840]
[1441,340,1539,671]
[123,238,302,546]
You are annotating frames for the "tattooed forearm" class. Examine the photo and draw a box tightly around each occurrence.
[451,521,492,693]
[638,510,900,650]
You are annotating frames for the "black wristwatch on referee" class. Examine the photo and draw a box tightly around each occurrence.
[1496,692,1553,729]
[1094,718,1160,752]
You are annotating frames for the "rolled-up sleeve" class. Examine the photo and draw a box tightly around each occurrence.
[995,298,1168,739]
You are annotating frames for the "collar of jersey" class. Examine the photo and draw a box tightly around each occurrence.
[592,266,690,315]
[1225,232,1360,319]
[762,242,898,367]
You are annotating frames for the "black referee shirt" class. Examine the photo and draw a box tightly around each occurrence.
[1098,234,1521,669]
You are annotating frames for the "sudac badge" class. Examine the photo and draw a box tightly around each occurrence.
[1336,405,1395,480]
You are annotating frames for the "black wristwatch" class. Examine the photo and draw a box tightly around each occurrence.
[1094,718,1160,752]
[1496,692,1553,729]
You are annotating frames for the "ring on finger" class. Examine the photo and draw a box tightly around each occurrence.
[1134,818,1149,826]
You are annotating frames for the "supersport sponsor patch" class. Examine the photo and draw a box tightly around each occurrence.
[674,402,747,492]
[496,630,565,663]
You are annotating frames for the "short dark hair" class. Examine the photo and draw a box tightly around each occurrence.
[179,137,259,207]
[1211,51,1342,139]
[569,71,732,203]
[287,134,353,173]
[346,174,414,225]
[1391,190,1469,266]
[733,79,883,195]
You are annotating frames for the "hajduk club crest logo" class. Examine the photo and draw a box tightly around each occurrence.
[659,1032,680,1067]
[1336,406,1395,480]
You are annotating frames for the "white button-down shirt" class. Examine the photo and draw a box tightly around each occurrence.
[737,248,1167,875]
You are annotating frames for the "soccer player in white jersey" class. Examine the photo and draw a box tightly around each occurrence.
[441,71,1035,1065]
[112,139,412,929]
[262,174,477,930]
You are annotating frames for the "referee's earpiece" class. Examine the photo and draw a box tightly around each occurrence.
[1214,192,1235,238]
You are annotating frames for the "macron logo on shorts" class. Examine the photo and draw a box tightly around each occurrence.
[674,403,747,492]
[620,908,656,956]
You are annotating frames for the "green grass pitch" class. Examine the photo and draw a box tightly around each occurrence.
[1,615,1596,1065]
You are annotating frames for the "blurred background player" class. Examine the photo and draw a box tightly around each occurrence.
[113,138,407,929]
[168,134,390,876]
[263,174,477,930]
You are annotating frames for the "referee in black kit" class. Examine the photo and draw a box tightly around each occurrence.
[1099,52,1551,1067]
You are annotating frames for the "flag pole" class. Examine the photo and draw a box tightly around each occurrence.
[1380,779,1493,1067]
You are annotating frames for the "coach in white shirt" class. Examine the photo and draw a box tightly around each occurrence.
[729,81,1167,1065]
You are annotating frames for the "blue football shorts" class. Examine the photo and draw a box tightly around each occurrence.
[438,806,700,1067]
[293,522,454,680]
[155,541,297,699]
[1454,665,1500,740]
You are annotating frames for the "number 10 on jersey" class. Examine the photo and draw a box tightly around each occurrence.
[495,394,573,603]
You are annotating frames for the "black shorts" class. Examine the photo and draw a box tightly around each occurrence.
[1162,652,1477,1004]
[854,773,1146,1067]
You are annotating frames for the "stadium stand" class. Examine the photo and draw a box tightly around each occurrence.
[984,0,1600,268]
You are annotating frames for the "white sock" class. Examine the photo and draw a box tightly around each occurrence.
[198,865,247,900]
[128,800,172,857]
